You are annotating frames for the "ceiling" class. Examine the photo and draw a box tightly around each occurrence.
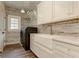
[4,1,40,10]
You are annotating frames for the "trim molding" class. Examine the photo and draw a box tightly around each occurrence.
[6,41,20,45]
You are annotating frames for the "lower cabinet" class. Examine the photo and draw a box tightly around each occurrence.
[30,34,52,58]
[30,34,79,58]
[34,43,52,58]
[54,40,79,58]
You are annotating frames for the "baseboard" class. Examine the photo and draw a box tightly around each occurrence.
[6,41,20,45]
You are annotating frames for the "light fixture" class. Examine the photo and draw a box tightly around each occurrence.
[21,9,25,13]
[20,1,26,13]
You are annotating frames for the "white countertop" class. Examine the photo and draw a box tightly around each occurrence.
[31,33,79,46]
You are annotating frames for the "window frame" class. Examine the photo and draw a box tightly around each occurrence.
[8,15,21,32]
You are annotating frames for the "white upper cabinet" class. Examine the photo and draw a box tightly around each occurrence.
[53,1,74,22]
[72,2,79,18]
[37,1,79,25]
[37,1,53,24]
[54,1,79,22]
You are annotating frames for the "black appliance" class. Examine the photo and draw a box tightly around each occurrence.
[20,27,38,50]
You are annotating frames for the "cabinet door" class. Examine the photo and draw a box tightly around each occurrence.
[34,36,52,49]
[73,2,79,18]
[53,40,71,58]
[0,2,6,52]
[53,1,73,22]
[34,42,52,58]
[65,43,79,57]
[37,1,53,24]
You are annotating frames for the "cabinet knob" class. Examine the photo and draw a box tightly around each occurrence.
[2,32,4,34]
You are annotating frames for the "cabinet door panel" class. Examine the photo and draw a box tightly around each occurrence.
[34,36,52,49]
[53,40,71,57]
[34,42,52,58]
[73,2,79,17]
[55,41,69,54]
[53,49,70,58]
[66,44,79,57]
[54,1,73,22]
[38,2,52,19]
[37,1,53,24]
[54,40,79,57]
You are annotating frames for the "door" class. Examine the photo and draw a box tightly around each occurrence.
[0,16,5,52]
[0,2,6,52]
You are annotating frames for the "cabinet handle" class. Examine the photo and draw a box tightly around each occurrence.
[2,32,4,34]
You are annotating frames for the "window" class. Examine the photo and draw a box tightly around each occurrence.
[8,15,21,31]
[10,18,19,29]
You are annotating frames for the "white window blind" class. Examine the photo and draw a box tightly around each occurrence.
[8,15,21,31]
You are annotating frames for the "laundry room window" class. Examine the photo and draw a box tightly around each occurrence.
[8,15,21,31]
